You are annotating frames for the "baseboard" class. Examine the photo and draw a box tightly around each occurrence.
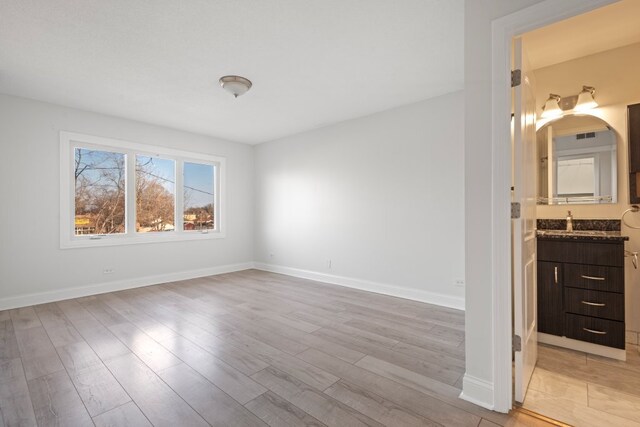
[539,332,626,361]
[253,262,465,311]
[1,260,466,312]
[0,262,254,311]
[459,374,494,410]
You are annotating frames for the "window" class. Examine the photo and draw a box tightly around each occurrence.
[183,162,215,231]
[61,131,225,248]
[74,148,126,235]
[135,155,176,233]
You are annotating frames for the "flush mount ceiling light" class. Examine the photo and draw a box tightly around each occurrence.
[219,75,252,98]
[574,85,597,112]
[541,93,562,119]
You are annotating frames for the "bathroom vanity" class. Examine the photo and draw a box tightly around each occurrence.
[536,220,629,360]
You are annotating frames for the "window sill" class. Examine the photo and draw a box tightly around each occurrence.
[60,231,226,249]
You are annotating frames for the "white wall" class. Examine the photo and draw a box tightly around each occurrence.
[463,0,547,409]
[253,92,465,309]
[533,42,640,334]
[0,94,254,308]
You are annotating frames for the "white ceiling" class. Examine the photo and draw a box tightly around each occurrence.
[524,0,640,70]
[0,0,464,144]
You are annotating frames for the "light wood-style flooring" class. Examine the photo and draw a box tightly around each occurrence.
[0,269,552,426]
[523,343,640,427]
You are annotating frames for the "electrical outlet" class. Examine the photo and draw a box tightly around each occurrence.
[103,268,115,275]
[453,279,465,287]
[327,259,332,269]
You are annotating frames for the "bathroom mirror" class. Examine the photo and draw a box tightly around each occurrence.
[537,114,617,205]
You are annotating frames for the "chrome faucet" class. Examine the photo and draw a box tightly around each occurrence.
[566,210,573,232]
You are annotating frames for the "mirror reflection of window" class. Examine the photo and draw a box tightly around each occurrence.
[536,115,617,205]
[557,157,596,201]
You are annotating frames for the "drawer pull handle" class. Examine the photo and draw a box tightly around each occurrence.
[581,300,606,307]
[581,275,605,281]
[583,327,607,335]
[554,267,558,284]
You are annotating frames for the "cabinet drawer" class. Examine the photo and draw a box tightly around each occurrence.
[564,288,624,321]
[538,239,624,267]
[564,264,624,293]
[565,313,624,349]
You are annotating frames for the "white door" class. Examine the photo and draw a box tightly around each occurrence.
[513,36,538,404]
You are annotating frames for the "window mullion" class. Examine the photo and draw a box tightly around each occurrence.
[216,162,223,232]
[175,160,184,233]
[126,150,136,236]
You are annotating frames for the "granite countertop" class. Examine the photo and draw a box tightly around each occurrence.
[536,229,629,242]
[536,218,629,242]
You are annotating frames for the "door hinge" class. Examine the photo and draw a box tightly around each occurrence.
[511,69,521,87]
[511,202,521,219]
[513,335,522,352]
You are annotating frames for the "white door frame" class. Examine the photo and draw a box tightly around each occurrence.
[489,0,617,413]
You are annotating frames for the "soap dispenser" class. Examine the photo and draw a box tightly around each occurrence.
[566,210,573,232]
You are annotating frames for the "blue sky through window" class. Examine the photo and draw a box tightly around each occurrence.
[136,155,175,193]
[184,162,214,209]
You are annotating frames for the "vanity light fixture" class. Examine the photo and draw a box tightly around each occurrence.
[574,85,598,112]
[219,75,252,98]
[541,94,562,119]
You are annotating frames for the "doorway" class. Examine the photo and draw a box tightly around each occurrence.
[509,0,640,425]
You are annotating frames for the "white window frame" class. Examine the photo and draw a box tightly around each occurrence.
[60,131,226,248]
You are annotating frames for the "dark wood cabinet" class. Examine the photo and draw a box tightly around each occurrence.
[538,261,564,336]
[563,263,624,293]
[565,313,625,348]
[538,239,624,267]
[628,103,640,202]
[564,287,624,321]
[537,237,625,349]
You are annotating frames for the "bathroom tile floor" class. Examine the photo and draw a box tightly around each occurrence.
[523,343,640,427]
